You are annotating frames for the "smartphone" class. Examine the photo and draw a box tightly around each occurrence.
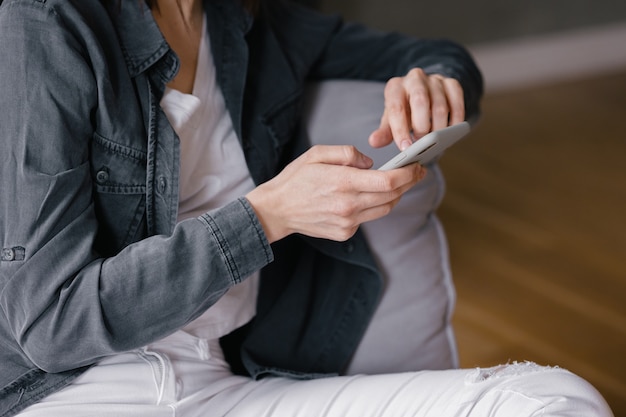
[378,121,471,170]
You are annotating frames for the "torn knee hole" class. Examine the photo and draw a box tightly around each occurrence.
[467,361,557,383]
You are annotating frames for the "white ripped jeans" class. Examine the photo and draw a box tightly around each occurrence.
[16,166,614,417]
[16,165,614,417]
[18,329,613,417]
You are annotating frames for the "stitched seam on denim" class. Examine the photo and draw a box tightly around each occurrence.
[93,132,147,163]
[198,214,240,286]
[0,368,86,417]
[238,197,272,264]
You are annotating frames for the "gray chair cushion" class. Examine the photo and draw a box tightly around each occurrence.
[303,80,458,373]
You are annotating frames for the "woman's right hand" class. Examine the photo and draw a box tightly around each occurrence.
[245,145,426,243]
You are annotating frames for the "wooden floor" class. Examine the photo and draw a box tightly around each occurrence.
[438,70,626,415]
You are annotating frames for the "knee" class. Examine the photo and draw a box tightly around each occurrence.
[467,362,613,417]
[520,365,613,417]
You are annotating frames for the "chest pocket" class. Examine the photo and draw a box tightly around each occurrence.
[90,132,147,255]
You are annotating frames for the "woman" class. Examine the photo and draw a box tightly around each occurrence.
[0,0,612,415]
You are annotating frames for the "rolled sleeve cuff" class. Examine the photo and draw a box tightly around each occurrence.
[198,197,273,285]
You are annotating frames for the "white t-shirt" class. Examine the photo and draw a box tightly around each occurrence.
[159,16,259,340]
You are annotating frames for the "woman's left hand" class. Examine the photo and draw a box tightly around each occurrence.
[368,68,465,151]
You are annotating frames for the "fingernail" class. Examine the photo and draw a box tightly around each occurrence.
[401,140,412,151]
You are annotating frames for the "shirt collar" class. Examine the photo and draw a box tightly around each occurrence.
[107,0,175,79]
[105,0,252,82]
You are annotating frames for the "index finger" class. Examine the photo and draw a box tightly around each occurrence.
[383,78,413,151]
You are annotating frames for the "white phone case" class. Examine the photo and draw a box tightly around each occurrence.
[378,121,471,170]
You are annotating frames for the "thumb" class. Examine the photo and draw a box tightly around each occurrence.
[304,145,373,169]
[369,111,394,149]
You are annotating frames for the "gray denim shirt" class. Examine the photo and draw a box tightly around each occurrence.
[0,0,482,415]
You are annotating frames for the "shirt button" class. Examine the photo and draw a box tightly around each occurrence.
[158,176,167,193]
[2,248,15,261]
[96,170,109,184]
